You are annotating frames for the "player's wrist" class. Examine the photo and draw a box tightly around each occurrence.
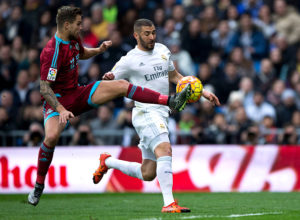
[56,104,66,113]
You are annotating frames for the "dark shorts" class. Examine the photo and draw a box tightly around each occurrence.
[43,81,101,125]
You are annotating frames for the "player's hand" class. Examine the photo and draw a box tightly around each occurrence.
[102,72,115,80]
[202,89,221,106]
[99,40,112,53]
[59,110,74,124]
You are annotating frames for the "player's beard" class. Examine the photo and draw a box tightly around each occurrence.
[69,31,79,40]
[139,36,154,51]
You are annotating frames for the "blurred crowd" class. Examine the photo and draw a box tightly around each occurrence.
[1,0,300,146]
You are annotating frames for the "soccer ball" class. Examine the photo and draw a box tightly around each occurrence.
[176,76,203,103]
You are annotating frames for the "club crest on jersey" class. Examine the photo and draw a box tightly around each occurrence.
[75,43,79,51]
[47,68,57,81]
[161,54,167,61]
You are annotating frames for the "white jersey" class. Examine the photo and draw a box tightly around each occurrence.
[112,43,175,114]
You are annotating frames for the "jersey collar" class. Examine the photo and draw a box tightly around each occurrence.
[55,33,70,44]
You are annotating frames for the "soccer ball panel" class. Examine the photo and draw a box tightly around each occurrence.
[176,76,203,103]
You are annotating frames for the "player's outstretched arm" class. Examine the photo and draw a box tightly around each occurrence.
[40,80,74,123]
[202,89,221,106]
[80,41,112,60]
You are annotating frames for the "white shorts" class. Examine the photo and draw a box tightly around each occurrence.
[132,107,170,161]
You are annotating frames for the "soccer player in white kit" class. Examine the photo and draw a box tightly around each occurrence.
[93,19,220,213]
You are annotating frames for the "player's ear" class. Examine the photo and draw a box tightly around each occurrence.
[133,32,138,40]
[64,21,70,30]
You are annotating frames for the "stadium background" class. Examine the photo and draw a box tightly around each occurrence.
[1,1,300,219]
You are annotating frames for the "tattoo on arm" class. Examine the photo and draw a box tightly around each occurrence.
[40,80,61,111]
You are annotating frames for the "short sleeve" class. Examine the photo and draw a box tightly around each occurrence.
[40,47,61,82]
[111,56,130,80]
[167,49,175,72]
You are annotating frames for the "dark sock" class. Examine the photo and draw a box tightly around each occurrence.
[36,142,55,184]
[126,83,169,105]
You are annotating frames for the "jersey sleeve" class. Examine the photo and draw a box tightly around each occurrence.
[40,47,61,82]
[111,56,130,80]
[167,47,175,72]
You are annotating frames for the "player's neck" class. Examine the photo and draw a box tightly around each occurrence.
[56,31,70,42]
[137,44,152,52]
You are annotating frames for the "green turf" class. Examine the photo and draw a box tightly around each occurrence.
[0,193,299,220]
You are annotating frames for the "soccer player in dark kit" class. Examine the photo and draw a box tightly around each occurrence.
[28,6,191,206]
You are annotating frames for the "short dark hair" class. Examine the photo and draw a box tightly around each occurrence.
[134,19,154,33]
[56,6,82,29]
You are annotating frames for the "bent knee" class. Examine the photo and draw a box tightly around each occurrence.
[155,143,172,157]
[142,172,156,181]
[44,133,60,147]
[115,79,129,96]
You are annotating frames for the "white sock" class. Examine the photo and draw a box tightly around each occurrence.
[105,157,143,180]
[156,156,174,206]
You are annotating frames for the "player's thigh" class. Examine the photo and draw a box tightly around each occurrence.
[141,159,157,181]
[91,80,129,105]
[44,116,66,146]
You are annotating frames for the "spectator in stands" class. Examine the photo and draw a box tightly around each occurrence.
[181,18,213,64]
[273,0,300,46]
[225,90,244,123]
[245,90,276,123]
[171,4,188,35]
[237,0,263,18]
[200,5,219,35]
[11,36,27,63]
[34,10,53,44]
[23,122,44,146]
[254,58,276,94]
[276,88,298,127]
[71,123,98,146]
[103,0,118,24]
[96,30,130,73]
[0,45,17,90]
[266,79,285,107]
[226,5,239,31]
[229,47,255,78]
[215,0,231,19]
[0,106,15,132]
[278,123,299,145]
[153,8,166,43]
[91,3,109,41]
[0,90,18,119]
[206,113,230,144]
[291,110,300,129]
[207,52,223,76]
[132,0,153,20]
[217,62,241,104]
[227,106,252,144]
[17,89,43,130]
[269,48,289,79]
[241,123,265,145]
[253,5,276,39]
[28,62,40,90]
[226,13,268,60]
[260,115,277,144]
[211,20,233,53]
[239,76,255,107]
[90,105,118,145]
[18,47,39,70]
[168,38,195,76]
[12,69,31,106]
[197,63,218,88]
[5,5,32,45]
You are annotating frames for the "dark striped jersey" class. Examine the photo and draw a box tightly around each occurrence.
[40,34,84,95]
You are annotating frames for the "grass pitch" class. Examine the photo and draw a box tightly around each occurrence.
[0,192,299,220]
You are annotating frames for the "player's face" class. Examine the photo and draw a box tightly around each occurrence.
[137,25,156,51]
[68,15,82,40]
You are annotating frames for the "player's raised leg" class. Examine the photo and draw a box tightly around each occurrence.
[90,80,191,111]
[28,116,66,206]
[155,142,191,213]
